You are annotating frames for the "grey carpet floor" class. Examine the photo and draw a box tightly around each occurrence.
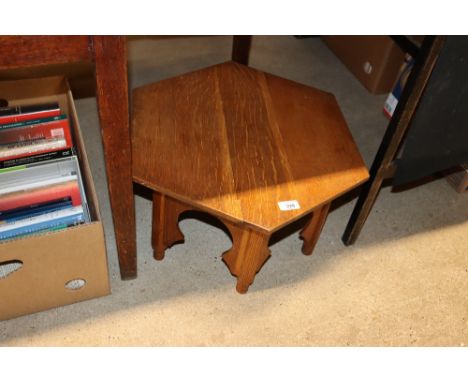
[0,36,467,346]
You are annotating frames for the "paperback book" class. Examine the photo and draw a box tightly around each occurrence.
[0,115,72,162]
[0,99,91,241]
[0,205,84,240]
[0,102,60,124]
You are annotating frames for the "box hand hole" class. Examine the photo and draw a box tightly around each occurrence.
[65,278,86,290]
[0,260,23,280]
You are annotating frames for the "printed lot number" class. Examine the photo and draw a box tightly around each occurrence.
[278,200,301,211]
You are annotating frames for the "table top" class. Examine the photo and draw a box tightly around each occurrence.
[132,62,369,233]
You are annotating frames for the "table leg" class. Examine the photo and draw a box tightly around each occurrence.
[222,222,271,294]
[92,36,137,279]
[152,193,186,260]
[151,192,271,294]
[232,36,252,65]
[300,203,330,255]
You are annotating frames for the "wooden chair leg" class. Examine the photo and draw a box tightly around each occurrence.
[222,221,270,294]
[152,193,186,260]
[232,36,252,65]
[300,203,330,256]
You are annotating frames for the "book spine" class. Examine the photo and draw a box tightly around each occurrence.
[0,147,74,169]
[0,119,72,147]
[0,137,67,159]
[0,109,61,124]
[0,181,82,211]
[0,114,67,131]
[0,211,84,240]
[0,174,78,196]
[0,205,83,233]
[0,198,72,221]
[0,102,61,124]
[12,223,69,240]
[0,102,59,116]
[0,199,73,224]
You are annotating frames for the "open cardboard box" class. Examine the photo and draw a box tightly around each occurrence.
[322,36,406,94]
[0,76,110,321]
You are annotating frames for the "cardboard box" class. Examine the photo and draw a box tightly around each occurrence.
[383,54,414,118]
[0,76,110,321]
[0,62,95,98]
[322,36,406,94]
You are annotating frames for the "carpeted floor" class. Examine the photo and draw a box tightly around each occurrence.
[0,36,467,346]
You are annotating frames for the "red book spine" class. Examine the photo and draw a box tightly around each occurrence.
[0,109,61,124]
[0,119,73,161]
[0,181,82,212]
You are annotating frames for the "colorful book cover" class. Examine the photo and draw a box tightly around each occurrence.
[0,137,67,160]
[0,198,72,223]
[12,222,70,240]
[0,118,73,161]
[0,206,84,240]
[0,103,60,124]
[383,55,414,119]
[0,155,90,223]
[0,180,82,212]
[0,115,67,131]
[0,148,74,169]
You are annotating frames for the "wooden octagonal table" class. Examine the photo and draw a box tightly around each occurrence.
[132,62,369,293]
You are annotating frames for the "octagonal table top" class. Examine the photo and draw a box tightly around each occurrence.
[132,62,369,233]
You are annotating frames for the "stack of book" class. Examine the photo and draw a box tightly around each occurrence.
[0,102,90,241]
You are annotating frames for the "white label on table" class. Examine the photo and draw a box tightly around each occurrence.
[278,200,301,211]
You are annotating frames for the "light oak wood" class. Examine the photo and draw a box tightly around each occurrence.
[151,192,271,293]
[152,192,186,260]
[133,62,369,292]
[300,203,330,255]
[133,62,369,234]
[221,221,271,294]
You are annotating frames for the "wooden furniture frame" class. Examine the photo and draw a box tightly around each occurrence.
[151,193,331,293]
[131,62,369,293]
[0,36,254,280]
[342,36,446,245]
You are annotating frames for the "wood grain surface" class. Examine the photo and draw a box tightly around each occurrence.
[132,62,369,233]
[152,192,186,260]
[93,36,137,279]
[221,220,271,294]
[0,36,92,70]
[300,203,330,255]
[151,191,272,294]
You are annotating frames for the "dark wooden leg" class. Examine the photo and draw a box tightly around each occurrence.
[152,193,186,260]
[300,203,330,255]
[92,36,137,279]
[232,36,252,65]
[222,221,270,294]
[341,167,388,246]
[342,36,445,246]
